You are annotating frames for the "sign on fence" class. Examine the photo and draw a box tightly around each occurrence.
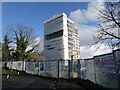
[35,63,39,67]
[40,63,44,71]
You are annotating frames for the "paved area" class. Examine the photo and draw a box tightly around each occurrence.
[50,80,83,89]
[2,74,84,89]
[2,74,52,88]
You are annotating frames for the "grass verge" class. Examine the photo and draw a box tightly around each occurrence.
[0,69,17,74]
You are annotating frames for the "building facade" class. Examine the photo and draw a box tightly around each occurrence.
[44,13,80,61]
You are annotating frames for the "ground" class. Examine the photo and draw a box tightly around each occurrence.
[1,69,107,89]
[2,69,83,89]
[2,74,83,89]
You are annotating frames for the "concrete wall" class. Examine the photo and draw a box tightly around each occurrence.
[63,13,69,60]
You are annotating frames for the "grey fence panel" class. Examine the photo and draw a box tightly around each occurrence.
[72,60,84,78]
[38,62,45,76]
[7,61,10,69]
[94,54,118,88]
[7,61,13,69]
[12,61,24,71]
[84,51,119,88]
[114,50,120,89]
[42,62,53,77]
[25,62,39,75]
[5,49,119,88]
[38,61,58,77]
[59,60,69,78]
[2,61,6,68]
[84,59,95,83]
[80,60,86,79]
[72,60,79,78]
[34,62,39,74]
[51,61,58,78]
[25,62,32,74]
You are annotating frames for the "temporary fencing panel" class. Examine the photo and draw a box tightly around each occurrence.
[94,54,118,88]
[12,61,24,71]
[25,62,39,75]
[6,61,25,71]
[38,61,53,77]
[59,60,69,78]
[5,49,119,88]
[84,59,95,83]
[27,61,58,77]
[84,51,119,88]
[7,61,13,69]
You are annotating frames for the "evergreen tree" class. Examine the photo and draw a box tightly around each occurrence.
[2,34,11,61]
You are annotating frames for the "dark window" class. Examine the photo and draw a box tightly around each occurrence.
[45,30,63,40]
[45,45,51,47]
[47,47,54,50]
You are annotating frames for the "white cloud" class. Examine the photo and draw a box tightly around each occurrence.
[32,37,44,53]
[86,1,104,21]
[69,9,86,24]
[69,1,109,59]
[80,43,112,59]
[33,37,42,46]
[77,25,97,46]
[26,37,43,53]
[69,1,104,24]
[25,46,32,52]
[9,43,17,50]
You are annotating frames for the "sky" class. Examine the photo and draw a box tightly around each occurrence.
[2,1,112,59]
[2,2,88,37]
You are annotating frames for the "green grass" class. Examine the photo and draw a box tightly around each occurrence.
[0,69,17,74]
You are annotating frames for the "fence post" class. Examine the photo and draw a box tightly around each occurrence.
[38,62,40,75]
[113,50,120,89]
[71,55,74,78]
[77,59,81,78]
[57,60,59,79]
[68,60,71,78]
[94,59,97,83]
[23,60,26,71]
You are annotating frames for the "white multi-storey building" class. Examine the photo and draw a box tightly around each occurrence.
[44,13,80,61]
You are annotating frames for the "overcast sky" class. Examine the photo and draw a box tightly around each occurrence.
[2,1,112,59]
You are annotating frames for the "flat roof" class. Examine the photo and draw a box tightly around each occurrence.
[44,13,67,24]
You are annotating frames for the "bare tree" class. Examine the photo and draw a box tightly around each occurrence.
[93,2,120,89]
[7,24,38,61]
[93,1,120,49]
